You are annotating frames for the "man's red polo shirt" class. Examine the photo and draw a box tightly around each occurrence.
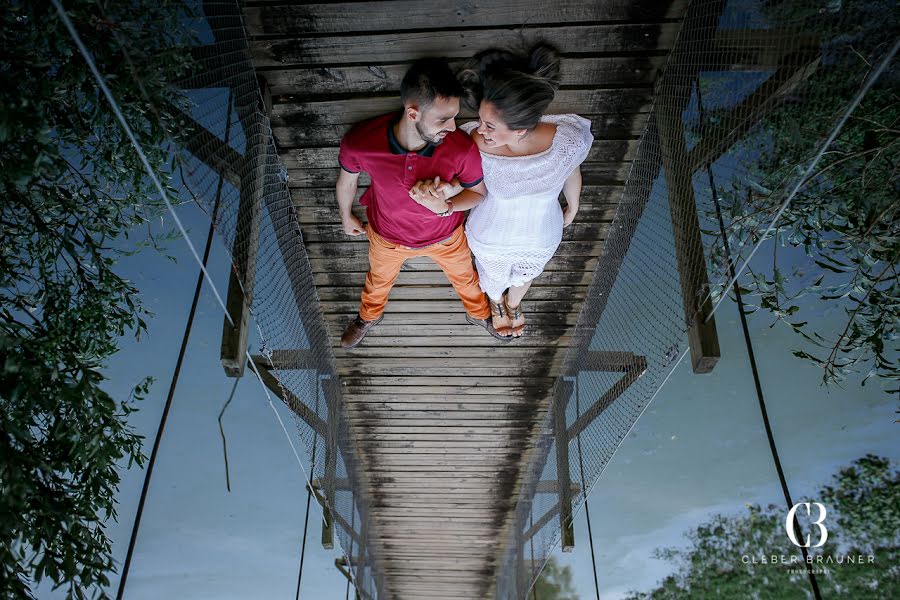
[338,112,484,247]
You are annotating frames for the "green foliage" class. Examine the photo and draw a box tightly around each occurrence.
[702,0,900,393]
[531,556,580,600]
[624,455,900,599]
[1,1,195,597]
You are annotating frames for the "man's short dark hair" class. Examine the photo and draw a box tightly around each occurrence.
[400,58,464,108]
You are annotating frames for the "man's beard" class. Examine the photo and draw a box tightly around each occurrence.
[416,121,448,145]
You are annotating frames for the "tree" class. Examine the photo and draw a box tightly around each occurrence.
[624,455,900,599]
[700,0,900,394]
[530,556,580,600]
[0,1,194,596]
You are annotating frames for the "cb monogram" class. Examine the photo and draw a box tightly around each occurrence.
[786,502,828,548]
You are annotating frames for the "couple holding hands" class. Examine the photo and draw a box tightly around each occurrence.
[336,43,593,348]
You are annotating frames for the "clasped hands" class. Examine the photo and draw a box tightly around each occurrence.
[408,176,458,214]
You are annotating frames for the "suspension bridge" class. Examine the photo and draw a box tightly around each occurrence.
[151,0,842,597]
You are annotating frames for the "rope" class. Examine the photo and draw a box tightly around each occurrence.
[574,378,601,600]
[529,511,538,600]
[695,78,823,600]
[295,377,322,599]
[112,124,225,600]
[218,377,240,492]
[345,503,355,600]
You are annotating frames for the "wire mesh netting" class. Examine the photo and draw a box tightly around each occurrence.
[497,1,898,597]
[170,1,383,598]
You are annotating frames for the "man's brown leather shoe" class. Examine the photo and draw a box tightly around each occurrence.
[340,314,384,349]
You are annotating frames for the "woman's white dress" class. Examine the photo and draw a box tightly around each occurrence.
[461,114,594,300]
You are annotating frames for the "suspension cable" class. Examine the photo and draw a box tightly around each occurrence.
[113,82,232,598]
[345,504,355,600]
[695,78,822,600]
[295,377,323,599]
[529,511,538,600]
[574,378,601,600]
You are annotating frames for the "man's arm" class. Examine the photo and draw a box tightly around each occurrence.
[409,177,486,215]
[336,168,365,235]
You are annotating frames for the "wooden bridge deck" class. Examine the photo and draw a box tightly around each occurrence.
[242,1,690,597]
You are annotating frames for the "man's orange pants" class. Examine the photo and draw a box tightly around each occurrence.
[359,224,491,322]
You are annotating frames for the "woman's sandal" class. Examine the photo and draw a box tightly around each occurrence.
[490,296,513,338]
[504,293,526,337]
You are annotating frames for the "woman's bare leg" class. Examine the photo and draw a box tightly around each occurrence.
[488,294,512,337]
[505,280,533,336]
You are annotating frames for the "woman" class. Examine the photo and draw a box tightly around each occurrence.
[455,43,593,337]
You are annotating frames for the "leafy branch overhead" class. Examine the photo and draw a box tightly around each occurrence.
[0,1,195,597]
[700,0,899,391]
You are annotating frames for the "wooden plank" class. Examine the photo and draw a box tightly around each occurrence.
[335,334,572,348]
[339,376,554,388]
[243,0,689,36]
[308,255,599,274]
[289,183,625,204]
[272,112,650,149]
[319,285,589,302]
[288,162,626,189]
[270,90,652,128]
[342,394,545,404]
[346,405,543,416]
[322,307,580,323]
[280,139,637,173]
[262,56,668,96]
[293,202,619,226]
[337,360,557,377]
[250,23,682,67]
[304,241,605,261]
[335,345,565,359]
[283,145,636,180]
[313,269,593,287]
[276,112,649,148]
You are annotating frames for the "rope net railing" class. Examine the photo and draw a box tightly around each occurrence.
[168,1,383,598]
[497,1,898,598]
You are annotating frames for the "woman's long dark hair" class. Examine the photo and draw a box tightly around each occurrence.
[459,42,561,131]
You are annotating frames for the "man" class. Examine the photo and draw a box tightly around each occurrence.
[336,57,502,348]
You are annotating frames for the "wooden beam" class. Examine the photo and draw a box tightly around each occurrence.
[659,105,721,374]
[652,0,728,375]
[554,379,575,553]
[309,481,334,549]
[334,558,363,600]
[567,354,648,439]
[219,88,268,378]
[322,375,338,550]
[169,100,241,188]
[687,52,821,172]
[250,355,327,437]
[710,29,820,69]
